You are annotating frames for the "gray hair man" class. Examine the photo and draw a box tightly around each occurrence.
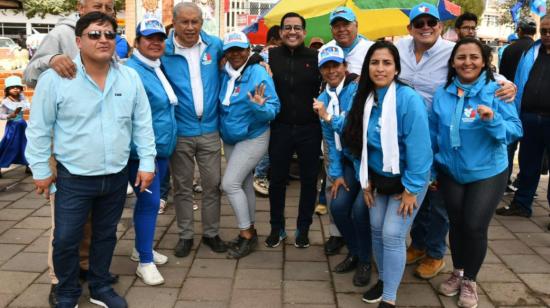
[161,2,227,258]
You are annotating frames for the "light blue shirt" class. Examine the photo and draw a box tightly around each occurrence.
[396,36,455,109]
[25,55,156,180]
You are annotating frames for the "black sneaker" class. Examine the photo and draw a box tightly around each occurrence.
[362,279,384,303]
[265,229,287,248]
[48,284,57,308]
[353,262,372,286]
[504,184,517,195]
[378,301,395,308]
[227,234,258,259]
[90,289,127,308]
[202,235,227,253]
[333,254,358,273]
[174,238,194,257]
[294,229,310,248]
[324,236,345,256]
[495,203,531,217]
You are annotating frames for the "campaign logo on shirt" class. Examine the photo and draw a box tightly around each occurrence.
[462,105,477,123]
[232,86,240,96]
[202,53,212,65]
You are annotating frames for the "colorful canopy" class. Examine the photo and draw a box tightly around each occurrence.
[244,0,461,45]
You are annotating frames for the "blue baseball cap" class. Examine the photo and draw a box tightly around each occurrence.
[223,31,250,51]
[409,2,440,22]
[330,7,356,25]
[318,45,345,67]
[136,18,166,38]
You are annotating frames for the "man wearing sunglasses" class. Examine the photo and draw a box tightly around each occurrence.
[497,15,550,220]
[396,2,517,281]
[26,12,156,308]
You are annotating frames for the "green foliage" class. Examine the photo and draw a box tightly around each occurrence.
[498,0,550,26]
[21,0,124,18]
[443,0,486,29]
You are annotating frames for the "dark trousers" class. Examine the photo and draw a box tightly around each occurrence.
[268,122,322,231]
[53,163,128,304]
[439,169,507,281]
[513,113,550,215]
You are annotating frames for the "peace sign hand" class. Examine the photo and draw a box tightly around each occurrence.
[248,83,268,106]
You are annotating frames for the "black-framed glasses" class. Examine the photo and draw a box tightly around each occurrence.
[541,29,550,36]
[82,30,116,40]
[282,25,304,32]
[412,18,438,29]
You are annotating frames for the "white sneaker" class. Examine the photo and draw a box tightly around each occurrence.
[193,201,198,211]
[131,248,168,265]
[136,263,164,286]
[126,183,134,195]
[158,199,167,214]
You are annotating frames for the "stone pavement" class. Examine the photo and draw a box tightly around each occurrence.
[1,165,550,308]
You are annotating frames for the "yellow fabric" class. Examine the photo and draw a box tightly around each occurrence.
[347,0,410,39]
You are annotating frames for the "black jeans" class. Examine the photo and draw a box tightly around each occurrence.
[438,169,507,281]
[268,122,322,231]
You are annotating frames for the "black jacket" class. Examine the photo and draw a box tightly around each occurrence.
[499,36,534,82]
[269,44,322,125]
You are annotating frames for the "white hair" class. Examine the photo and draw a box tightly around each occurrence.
[173,2,203,21]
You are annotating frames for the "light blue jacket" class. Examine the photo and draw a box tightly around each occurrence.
[318,79,358,180]
[219,63,280,145]
[161,31,223,137]
[514,39,543,114]
[430,79,523,184]
[25,55,156,180]
[125,55,177,158]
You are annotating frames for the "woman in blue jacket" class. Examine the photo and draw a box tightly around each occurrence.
[343,41,432,308]
[432,38,522,308]
[124,18,178,285]
[219,32,280,259]
[312,45,372,287]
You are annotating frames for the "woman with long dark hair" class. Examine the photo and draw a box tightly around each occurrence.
[343,41,432,308]
[432,38,522,308]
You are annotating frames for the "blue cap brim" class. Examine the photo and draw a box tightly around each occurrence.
[139,29,167,38]
[330,16,355,24]
[319,56,344,67]
[223,42,249,51]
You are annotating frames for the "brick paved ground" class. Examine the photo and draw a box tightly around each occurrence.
[1,165,550,308]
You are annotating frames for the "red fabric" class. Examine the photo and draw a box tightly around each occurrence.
[245,19,268,45]
[444,0,462,16]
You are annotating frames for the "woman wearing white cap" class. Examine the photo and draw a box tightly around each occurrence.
[0,75,31,177]
[124,17,178,285]
[219,31,280,259]
[312,45,373,287]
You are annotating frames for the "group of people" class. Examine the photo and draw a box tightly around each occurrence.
[13,0,549,306]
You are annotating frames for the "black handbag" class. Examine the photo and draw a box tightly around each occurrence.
[369,168,404,195]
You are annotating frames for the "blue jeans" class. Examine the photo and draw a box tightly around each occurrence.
[370,184,428,302]
[409,189,448,259]
[53,163,128,304]
[129,158,169,263]
[254,153,270,178]
[513,113,550,215]
[330,163,371,263]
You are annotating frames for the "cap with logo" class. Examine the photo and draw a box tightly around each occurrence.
[409,2,440,22]
[318,45,345,67]
[136,18,166,38]
[223,31,250,51]
[329,6,357,25]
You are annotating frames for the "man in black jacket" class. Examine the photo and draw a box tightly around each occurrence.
[266,12,322,249]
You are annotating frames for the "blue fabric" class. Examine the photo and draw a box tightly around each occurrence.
[254,153,269,177]
[161,31,223,137]
[218,64,280,145]
[318,81,358,179]
[512,113,550,215]
[125,55,177,158]
[370,183,428,302]
[129,158,168,263]
[53,163,128,305]
[514,40,542,114]
[25,55,157,180]
[430,79,523,184]
[0,119,28,167]
[365,84,432,194]
[115,35,129,58]
[330,162,371,263]
[410,189,448,259]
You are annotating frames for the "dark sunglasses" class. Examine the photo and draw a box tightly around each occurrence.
[412,18,438,29]
[82,30,116,40]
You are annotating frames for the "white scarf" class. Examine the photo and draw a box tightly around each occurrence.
[222,59,249,106]
[359,81,400,189]
[326,79,345,151]
[133,49,178,105]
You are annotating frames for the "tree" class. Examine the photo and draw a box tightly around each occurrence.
[21,0,124,18]
[453,0,486,17]
[499,0,550,26]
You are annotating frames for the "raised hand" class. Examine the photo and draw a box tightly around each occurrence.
[248,83,268,105]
